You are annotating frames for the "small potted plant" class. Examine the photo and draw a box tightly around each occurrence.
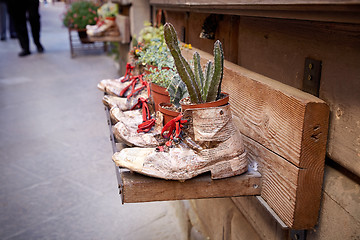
[63,1,99,43]
[137,25,176,112]
[146,66,175,113]
[164,23,228,110]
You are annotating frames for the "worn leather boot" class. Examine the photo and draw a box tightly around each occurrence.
[86,18,116,37]
[112,98,164,147]
[112,104,247,180]
[103,92,148,112]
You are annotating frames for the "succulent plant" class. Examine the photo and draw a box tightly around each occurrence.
[164,23,224,104]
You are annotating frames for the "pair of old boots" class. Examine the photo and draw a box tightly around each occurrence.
[86,18,118,37]
[98,64,247,181]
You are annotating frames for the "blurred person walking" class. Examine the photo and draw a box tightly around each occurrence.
[0,0,16,40]
[7,0,44,57]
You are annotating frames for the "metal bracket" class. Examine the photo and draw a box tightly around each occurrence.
[302,57,322,97]
[290,230,307,240]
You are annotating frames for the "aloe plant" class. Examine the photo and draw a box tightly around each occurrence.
[164,23,224,104]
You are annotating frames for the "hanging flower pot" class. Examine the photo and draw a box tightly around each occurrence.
[159,103,181,125]
[151,83,170,112]
[180,92,229,111]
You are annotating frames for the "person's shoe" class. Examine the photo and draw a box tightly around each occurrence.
[18,50,31,57]
[36,44,44,53]
[10,34,17,39]
[1,36,6,41]
[112,104,248,181]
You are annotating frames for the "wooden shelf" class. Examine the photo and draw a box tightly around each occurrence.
[88,35,122,42]
[104,106,262,203]
[118,168,261,203]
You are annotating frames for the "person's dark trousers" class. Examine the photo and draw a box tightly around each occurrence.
[27,0,41,47]
[0,1,7,40]
[7,0,41,54]
[9,12,17,38]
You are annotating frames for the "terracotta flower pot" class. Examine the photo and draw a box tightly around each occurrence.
[180,93,229,111]
[159,103,181,125]
[76,29,93,44]
[151,83,170,112]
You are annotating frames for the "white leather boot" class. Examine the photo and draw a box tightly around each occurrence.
[112,104,247,180]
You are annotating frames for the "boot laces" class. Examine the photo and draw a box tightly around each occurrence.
[120,63,135,83]
[119,74,150,99]
[131,97,155,133]
[161,114,188,140]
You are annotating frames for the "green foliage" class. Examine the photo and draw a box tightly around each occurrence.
[63,1,99,29]
[167,75,189,108]
[145,67,176,89]
[164,23,224,104]
[138,22,165,48]
[136,23,177,88]
[138,39,174,69]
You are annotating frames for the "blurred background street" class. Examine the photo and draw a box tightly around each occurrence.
[0,2,185,240]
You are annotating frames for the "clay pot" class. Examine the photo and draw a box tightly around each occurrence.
[159,103,181,125]
[77,29,93,44]
[180,93,229,111]
[151,83,170,112]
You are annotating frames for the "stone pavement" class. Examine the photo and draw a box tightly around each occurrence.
[0,3,186,240]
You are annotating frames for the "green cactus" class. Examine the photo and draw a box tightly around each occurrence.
[164,23,224,104]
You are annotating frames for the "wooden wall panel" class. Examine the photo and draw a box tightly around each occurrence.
[237,17,360,177]
[163,11,186,42]
[232,197,289,240]
[189,198,262,240]
[307,166,360,239]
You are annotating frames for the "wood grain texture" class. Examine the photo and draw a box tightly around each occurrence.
[120,170,262,203]
[234,16,360,176]
[231,196,289,240]
[153,2,360,24]
[88,35,122,42]
[150,0,360,5]
[189,198,262,240]
[237,133,323,229]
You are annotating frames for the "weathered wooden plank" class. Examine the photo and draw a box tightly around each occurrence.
[237,132,323,229]
[88,35,122,42]
[157,3,360,24]
[189,198,262,240]
[306,165,360,239]
[151,0,360,5]
[121,170,261,203]
[232,196,289,240]
[234,16,360,177]
[182,47,330,169]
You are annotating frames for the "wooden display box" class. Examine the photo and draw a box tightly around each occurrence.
[104,45,329,229]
